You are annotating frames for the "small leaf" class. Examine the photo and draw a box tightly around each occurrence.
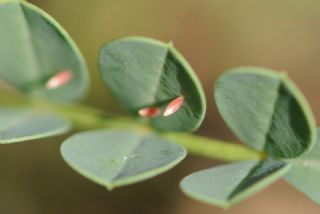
[99,37,206,132]
[180,159,290,208]
[0,0,89,102]
[215,67,316,158]
[0,107,70,144]
[285,129,320,204]
[60,130,186,189]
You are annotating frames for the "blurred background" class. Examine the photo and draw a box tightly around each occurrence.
[1,0,320,213]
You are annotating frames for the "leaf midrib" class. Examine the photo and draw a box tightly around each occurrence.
[260,79,283,151]
[109,133,146,184]
[17,1,41,81]
[148,46,170,104]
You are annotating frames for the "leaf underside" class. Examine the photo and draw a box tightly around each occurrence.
[0,107,70,144]
[99,37,206,132]
[180,159,290,208]
[60,129,187,190]
[285,128,320,204]
[215,67,316,158]
[0,0,88,102]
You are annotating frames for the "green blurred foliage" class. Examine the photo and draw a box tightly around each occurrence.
[39,0,320,137]
[2,0,320,213]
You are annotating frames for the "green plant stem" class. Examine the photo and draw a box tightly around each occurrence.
[163,133,265,161]
[0,91,264,162]
[52,102,264,161]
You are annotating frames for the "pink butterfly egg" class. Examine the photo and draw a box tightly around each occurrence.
[138,107,161,118]
[163,96,184,117]
[46,70,73,90]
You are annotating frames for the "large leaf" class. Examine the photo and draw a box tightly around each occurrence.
[285,128,320,204]
[180,159,290,208]
[60,129,187,189]
[215,67,316,158]
[0,0,89,102]
[99,37,206,132]
[0,107,70,144]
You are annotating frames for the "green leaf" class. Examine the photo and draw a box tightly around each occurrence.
[215,67,316,158]
[99,37,206,132]
[180,159,290,208]
[0,107,70,144]
[285,128,320,204]
[0,0,89,102]
[60,129,187,189]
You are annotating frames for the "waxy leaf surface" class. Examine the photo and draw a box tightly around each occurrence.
[99,37,206,132]
[0,0,89,102]
[215,67,316,158]
[285,129,320,204]
[180,159,290,208]
[61,130,186,189]
[0,107,70,144]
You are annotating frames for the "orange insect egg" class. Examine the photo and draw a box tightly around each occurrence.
[46,70,73,90]
[138,107,161,118]
[163,96,184,117]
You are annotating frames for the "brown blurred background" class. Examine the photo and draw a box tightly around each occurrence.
[1,0,320,213]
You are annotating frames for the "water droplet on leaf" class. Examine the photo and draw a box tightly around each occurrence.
[163,96,184,117]
[46,70,73,90]
[123,156,128,160]
[138,107,160,118]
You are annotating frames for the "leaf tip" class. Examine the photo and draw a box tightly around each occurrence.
[167,40,174,47]
[105,184,115,191]
[279,71,288,79]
